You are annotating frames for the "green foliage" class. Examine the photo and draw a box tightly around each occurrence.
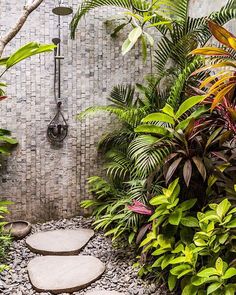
[0,200,13,272]
[75,1,236,292]
[0,42,55,71]
[136,179,236,294]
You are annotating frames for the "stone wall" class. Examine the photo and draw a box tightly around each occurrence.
[0,0,234,222]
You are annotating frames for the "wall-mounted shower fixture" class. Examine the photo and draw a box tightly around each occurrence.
[47,1,73,144]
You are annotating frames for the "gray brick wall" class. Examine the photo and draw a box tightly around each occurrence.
[0,0,234,222]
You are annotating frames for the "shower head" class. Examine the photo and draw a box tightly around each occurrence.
[52,6,73,16]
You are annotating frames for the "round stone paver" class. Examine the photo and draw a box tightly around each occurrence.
[86,291,124,295]
[28,255,106,294]
[26,229,94,255]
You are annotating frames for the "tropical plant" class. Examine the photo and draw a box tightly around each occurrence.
[0,200,13,272]
[76,2,236,292]
[191,21,236,137]
[134,179,236,294]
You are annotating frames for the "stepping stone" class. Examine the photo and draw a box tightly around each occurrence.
[28,255,105,294]
[26,229,94,255]
[86,291,124,295]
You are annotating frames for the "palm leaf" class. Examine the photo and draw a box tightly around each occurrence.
[71,0,131,38]
[166,58,203,110]
[128,135,170,178]
[108,84,136,107]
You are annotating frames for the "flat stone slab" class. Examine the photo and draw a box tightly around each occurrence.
[86,291,124,295]
[26,229,94,255]
[28,256,105,294]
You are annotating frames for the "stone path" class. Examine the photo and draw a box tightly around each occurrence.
[27,229,107,294]
[0,216,168,294]
[28,256,106,294]
[26,229,94,255]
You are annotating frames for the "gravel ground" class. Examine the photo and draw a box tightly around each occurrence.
[0,217,168,295]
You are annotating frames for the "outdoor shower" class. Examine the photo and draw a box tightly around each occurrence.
[47,1,73,144]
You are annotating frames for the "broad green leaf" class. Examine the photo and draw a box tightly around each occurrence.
[161,254,175,269]
[225,284,236,295]
[215,257,223,275]
[135,124,168,135]
[222,268,236,279]
[168,273,177,291]
[168,209,182,225]
[162,104,174,117]
[226,218,236,228]
[197,268,219,278]
[170,256,186,264]
[207,282,222,295]
[122,38,134,55]
[128,27,142,43]
[152,256,164,268]
[181,216,199,227]
[150,195,169,206]
[177,268,193,279]
[152,248,169,256]
[139,232,156,247]
[170,264,191,276]
[182,283,198,295]
[142,112,175,124]
[178,199,197,211]
[0,57,9,66]
[175,96,206,119]
[0,136,18,144]
[216,199,231,220]
[6,42,55,68]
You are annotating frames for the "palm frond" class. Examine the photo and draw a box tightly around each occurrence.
[105,149,131,181]
[108,84,137,107]
[71,0,131,38]
[88,176,118,199]
[154,36,173,74]
[98,129,136,152]
[128,135,170,178]
[166,57,203,110]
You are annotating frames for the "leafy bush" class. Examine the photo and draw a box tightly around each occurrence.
[134,179,236,294]
[0,200,12,272]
